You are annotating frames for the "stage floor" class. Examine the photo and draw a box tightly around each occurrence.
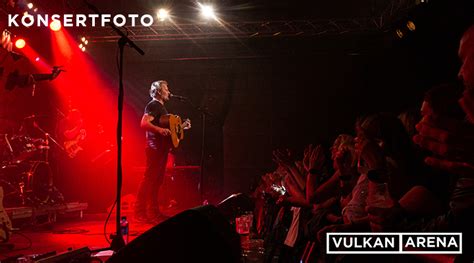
[1,205,186,262]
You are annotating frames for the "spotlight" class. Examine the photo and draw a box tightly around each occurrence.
[35,57,40,61]
[157,8,170,21]
[15,39,26,49]
[406,21,416,31]
[81,46,86,52]
[27,3,33,9]
[33,8,38,12]
[50,20,62,31]
[79,36,89,49]
[198,3,217,20]
[395,29,404,39]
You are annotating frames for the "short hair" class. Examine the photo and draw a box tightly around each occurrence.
[149,80,168,99]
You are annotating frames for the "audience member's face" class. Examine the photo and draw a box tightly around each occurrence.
[330,142,340,161]
[420,100,434,118]
[354,130,366,156]
[458,26,474,123]
[458,26,474,89]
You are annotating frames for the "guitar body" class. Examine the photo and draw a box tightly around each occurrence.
[64,130,86,158]
[159,114,185,148]
[0,186,13,243]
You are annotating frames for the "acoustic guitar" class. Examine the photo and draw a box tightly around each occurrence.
[159,114,191,148]
[0,186,13,243]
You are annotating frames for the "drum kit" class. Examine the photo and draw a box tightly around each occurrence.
[0,115,63,207]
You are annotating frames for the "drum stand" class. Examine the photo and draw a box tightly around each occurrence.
[33,122,65,159]
[28,122,65,206]
[2,133,16,163]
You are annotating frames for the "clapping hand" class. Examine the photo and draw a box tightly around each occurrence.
[413,115,474,176]
[308,145,325,172]
[272,149,295,168]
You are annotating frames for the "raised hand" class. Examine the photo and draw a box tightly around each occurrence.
[272,148,294,168]
[303,144,312,172]
[413,115,474,176]
[308,145,325,172]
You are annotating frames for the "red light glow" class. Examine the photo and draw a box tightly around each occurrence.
[15,39,26,49]
[50,20,62,31]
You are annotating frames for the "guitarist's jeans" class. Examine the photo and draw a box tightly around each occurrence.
[135,146,169,218]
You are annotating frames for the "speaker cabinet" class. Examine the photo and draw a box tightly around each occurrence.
[106,205,241,263]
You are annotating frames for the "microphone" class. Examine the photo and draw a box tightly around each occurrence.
[170,94,188,101]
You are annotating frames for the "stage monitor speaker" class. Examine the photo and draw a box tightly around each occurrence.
[217,193,255,221]
[36,247,91,263]
[106,205,241,263]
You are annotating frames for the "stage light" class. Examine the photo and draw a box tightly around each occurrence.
[79,37,89,49]
[35,57,40,61]
[27,3,33,9]
[406,21,416,31]
[157,8,170,21]
[198,3,217,20]
[395,29,404,39]
[33,8,38,12]
[81,46,86,52]
[15,38,26,49]
[50,20,62,31]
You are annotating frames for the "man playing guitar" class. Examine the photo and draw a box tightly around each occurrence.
[134,80,190,223]
[57,109,86,158]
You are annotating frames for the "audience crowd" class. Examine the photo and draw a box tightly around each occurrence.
[250,25,474,263]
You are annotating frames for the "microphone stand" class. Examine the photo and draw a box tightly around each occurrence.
[84,0,145,252]
[175,97,214,204]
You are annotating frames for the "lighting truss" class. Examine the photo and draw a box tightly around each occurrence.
[86,18,387,43]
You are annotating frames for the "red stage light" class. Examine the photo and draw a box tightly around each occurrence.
[15,39,26,49]
[50,20,62,31]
